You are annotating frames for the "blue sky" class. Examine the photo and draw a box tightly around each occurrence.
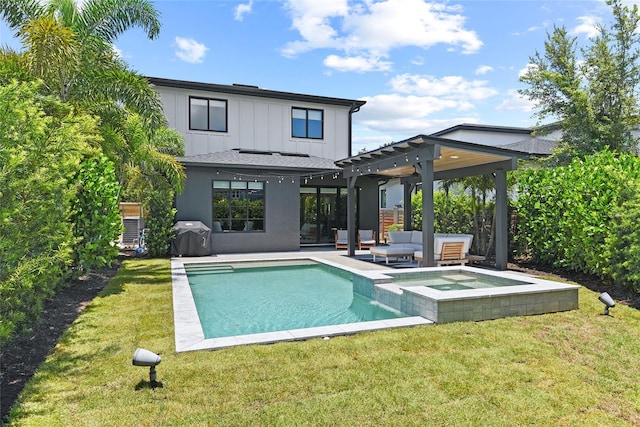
[0,0,629,153]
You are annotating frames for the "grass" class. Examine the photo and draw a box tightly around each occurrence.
[7,258,640,426]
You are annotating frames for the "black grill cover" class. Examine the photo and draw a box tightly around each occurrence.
[171,221,211,256]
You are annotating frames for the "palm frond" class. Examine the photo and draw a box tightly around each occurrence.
[77,0,160,44]
[74,65,166,129]
[0,0,44,31]
[18,15,80,100]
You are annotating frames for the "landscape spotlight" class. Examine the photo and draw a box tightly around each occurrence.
[132,348,161,385]
[598,292,615,315]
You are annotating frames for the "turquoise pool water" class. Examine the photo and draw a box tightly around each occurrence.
[186,261,406,339]
[388,271,531,291]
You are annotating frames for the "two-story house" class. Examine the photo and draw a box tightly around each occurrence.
[149,77,371,254]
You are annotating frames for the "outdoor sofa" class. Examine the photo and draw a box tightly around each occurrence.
[370,231,474,265]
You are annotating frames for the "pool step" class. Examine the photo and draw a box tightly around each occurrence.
[186,264,234,274]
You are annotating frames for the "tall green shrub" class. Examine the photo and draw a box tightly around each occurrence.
[411,189,489,255]
[0,81,94,344]
[72,153,122,271]
[603,184,640,290]
[515,150,640,277]
[144,187,176,257]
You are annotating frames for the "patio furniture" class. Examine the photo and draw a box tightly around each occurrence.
[415,242,469,267]
[370,246,416,264]
[436,242,469,266]
[358,229,376,250]
[335,229,348,249]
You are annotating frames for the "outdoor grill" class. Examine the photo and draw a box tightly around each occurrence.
[170,221,211,256]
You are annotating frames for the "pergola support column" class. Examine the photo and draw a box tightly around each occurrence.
[347,175,358,256]
[415,146,435,267]
[495,170,508,270]
[403,184,413,231]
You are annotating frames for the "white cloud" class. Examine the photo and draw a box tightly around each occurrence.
[518,63,538,78]
[174,37,208,63]
[389,73,499,101]
[111,44,123,58]
[348,72,503,139]
[411,56,426,66]
[323,54,392,72]
[496,89,536,112]
[352,134,397,153]
[475,65,493,75]
[353,92,479,137]
[571,15,601,38]
[281,0,482,72]
[234,1,253,22]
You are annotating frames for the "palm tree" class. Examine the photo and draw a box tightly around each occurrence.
[103,113,185,198]
[1,0,186,255]
[0,0,165,126]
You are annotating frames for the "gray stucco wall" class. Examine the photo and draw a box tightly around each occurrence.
[175,166,300,254]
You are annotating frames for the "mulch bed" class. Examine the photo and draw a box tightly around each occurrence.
[1,262,121,423]
[1,258,638,423]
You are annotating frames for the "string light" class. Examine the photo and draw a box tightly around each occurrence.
[209,166,399,184]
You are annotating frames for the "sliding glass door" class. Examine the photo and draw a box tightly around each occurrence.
[300,187,349,245]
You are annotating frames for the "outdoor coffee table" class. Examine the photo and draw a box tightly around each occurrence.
[370,246,416,264]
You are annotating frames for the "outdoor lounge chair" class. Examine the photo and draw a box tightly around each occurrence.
[335,229,348,249]
[358,229,376,250]
[436,242,469,266]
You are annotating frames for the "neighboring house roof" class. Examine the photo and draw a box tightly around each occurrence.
[431,123,533,137]
[148,76,367,109]
[178,149,342,171]
[498,137,558,155]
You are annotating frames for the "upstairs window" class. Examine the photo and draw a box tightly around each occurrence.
[292,107,323,139]
[190,97,227,132]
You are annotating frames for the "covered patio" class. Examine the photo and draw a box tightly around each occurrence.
[336,134,531,270]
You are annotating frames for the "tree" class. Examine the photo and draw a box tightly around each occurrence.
[107,114,185,256]
[0,81,97,343]
[1,0,186,256]
[520,0,640,163]
[0,0,165,127]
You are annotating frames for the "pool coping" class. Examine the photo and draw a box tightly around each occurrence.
[171,255,432,352]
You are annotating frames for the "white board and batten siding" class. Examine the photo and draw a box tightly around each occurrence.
[156,86,351,161]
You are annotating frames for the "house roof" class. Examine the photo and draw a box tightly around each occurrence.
[498,137,558,155]
[148,76,367,109]
[178,149,342,171]
[431,123,533,137]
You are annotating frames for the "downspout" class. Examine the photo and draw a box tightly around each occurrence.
[348,102,362,156]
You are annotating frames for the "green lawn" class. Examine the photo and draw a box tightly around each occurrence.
[7,258,640,426]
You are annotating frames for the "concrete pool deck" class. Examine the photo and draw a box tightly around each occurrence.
[171,249,579,352]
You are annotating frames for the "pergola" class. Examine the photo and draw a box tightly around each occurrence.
[336,134,531,270]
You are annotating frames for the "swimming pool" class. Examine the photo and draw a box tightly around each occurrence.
[171,257,431,352]
[172,255,579,352]
[186,260,405,338]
